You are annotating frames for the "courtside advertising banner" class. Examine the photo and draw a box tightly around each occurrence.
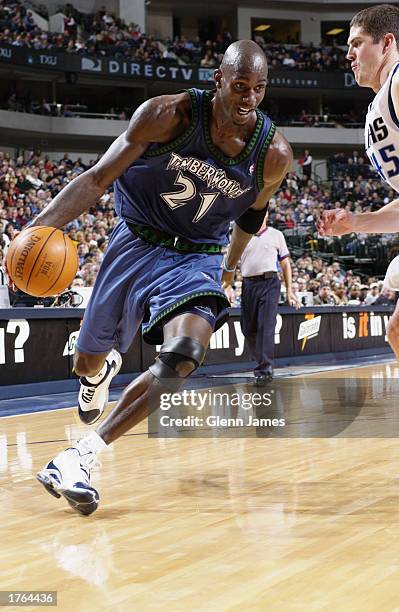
[0,307,392,387]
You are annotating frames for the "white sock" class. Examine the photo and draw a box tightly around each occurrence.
[85,360,108,384]
[77,431,108,455]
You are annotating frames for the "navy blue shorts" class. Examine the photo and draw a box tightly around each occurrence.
[76,220,229,354]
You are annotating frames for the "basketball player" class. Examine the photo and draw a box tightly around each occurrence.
[318,5,399,359]
[34,40,292,515]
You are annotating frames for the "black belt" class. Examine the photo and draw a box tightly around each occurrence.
[126,222,223,254]
[244,272,277,280]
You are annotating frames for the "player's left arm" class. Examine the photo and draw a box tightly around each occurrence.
[222,131,293,289]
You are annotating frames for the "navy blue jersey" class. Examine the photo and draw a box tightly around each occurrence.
[114,88,275,245]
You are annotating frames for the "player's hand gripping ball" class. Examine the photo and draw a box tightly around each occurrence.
[6,226,79,297]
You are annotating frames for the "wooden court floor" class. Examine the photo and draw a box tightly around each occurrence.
[2,361,399,611]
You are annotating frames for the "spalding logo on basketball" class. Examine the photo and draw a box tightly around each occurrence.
[7,226,79,297]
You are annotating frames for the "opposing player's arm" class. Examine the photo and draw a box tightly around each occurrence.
[321,73,399,234]
[319,197,399,236]
[31,93,190,229]
[319,75,399,237]
[223,131,293,276]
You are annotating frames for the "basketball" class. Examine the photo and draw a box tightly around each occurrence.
[6,226,79,297]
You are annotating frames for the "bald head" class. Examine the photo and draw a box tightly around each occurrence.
[220,40,268,77]
[213,40,268,125]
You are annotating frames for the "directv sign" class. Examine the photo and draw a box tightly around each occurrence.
[80,56,195,80]
[0,43,359,89]
[81,57,102,72]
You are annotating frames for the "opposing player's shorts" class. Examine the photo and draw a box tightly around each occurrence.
[384,255,399,291]
[76,220,229,354]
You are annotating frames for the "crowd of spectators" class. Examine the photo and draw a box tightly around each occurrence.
[0,147,397,308]
[273,150,393,221]
[268,163,388,231]
[0,0,163,62]
[231,255,397,308]
[0,0,352,72]
[288,257,397,307]
[328,151,378,181]
[255,39,351,72]
[227,153,398,306]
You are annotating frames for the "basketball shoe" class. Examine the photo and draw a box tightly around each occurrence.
[36,442,99,516]
[78,349,122,425]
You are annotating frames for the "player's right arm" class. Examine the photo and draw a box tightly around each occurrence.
[30,93,191,229]
[222,131,292,292]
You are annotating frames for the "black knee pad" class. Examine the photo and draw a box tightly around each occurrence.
[148,336,206,391]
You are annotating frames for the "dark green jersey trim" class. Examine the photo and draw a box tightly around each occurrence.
[255,122,277,191]
[143,290,229,338]
[144,89,199,158]
[203,90,265,166]
[127,222,223,254]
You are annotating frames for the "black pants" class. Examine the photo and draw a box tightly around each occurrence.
[241,276,281,376]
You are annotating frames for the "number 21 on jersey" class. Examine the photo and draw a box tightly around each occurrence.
[161,172,219,223]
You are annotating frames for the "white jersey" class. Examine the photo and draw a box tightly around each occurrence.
[365,61,399,192]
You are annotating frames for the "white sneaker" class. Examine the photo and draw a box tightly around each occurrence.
[78,349,122,425]
[36,445,99,516]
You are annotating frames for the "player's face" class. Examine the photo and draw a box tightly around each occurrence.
[216,65,267,126]
[347,26,385,89]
